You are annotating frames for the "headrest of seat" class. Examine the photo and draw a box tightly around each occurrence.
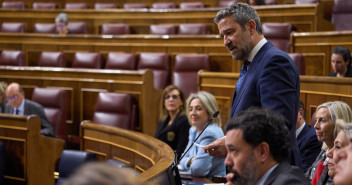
[101,24,130,34]
[123,3,147,8]
[95,93,133,114]
[152,2,176,8]
[2,1,25,9]
[58,150,97,178]
[288,53,305,75]
[138,53,170,70]
[94,3,117,9]
[65,3,87,9]
[0,50,26,66]
[150,24,177,35]
[34,23,56,33]
[105,53,136,69]
[179,2,204,9]
[295,0,319,4]
[178,23,208,34]
[218,0,237,7]
[38,51,66,67]
[68,22,88,34]
[72,52,102,69]
[333,0,352,13]
[1,22,25,33]
[174,54,209,71]
[32,2,56,9]
[32,88,66,108]
[262,23,293,39]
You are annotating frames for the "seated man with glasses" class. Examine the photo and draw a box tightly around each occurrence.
[55,13,69,34]
[4,82,54,137]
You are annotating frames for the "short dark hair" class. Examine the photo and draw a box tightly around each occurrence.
[298,100,305,120]
[214,2,262,34]
[332,46,351,67]
[225,107,291,163]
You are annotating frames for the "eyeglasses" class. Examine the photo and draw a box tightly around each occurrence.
[164,95,179,100]
[56,24,66,28]
[6,95,18,101]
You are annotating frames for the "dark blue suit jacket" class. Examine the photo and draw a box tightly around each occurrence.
[230,41,302,167]
[297,123,322,172]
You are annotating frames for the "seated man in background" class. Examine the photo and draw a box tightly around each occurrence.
[224,107,309,185]
[328,46,352,77]
[55,13,69,34]
[4,82,54,137]
[296,101,322,172]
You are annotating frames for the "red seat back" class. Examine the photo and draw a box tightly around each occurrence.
[101,23,130,35]
[33,2,56,9]
[332,0,352,31]
[179,2,204,9]
[288,53,305,75]
[2,1,24,9]
[72,52,103,69]
[150,24,177,35]
[263,22,293,53]
[34,23,56,33]
[38,51,66,67]
[65,3,87,9]
[178,23,208,34]
[1,22,25,33]
[32,88,68,140]
[68,22,89,34]
[94,3,117,9]
[0,50,26,66]
[105,52,136,70]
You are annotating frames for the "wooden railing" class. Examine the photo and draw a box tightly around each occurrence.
[0,4,325,33]
[0,66,161,137]
[291,30,352,76]
[198,71,352,126]
[80,121,174,184]
[0,114,64,185]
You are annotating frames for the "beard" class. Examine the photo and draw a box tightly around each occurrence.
[229,153,259,185]
[231,31,252,61]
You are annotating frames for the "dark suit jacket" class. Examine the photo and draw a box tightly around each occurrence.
[230,41,302,167]
[297,123,322,172]
[264,161,310,185]
[4,99,55,137]
[155,113,190,160]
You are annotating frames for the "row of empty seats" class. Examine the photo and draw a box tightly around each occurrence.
[1,0,321,10]
[0,50,211,93]
[0,22,210,35]
[31,88,138,143]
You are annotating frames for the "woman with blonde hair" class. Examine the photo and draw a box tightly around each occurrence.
[306,101,352,185]
[179,91,225,179]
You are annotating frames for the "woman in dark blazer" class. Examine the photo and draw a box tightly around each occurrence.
[154,85,190,160]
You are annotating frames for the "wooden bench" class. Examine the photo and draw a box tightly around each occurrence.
[80,121,174,184]
[291,30,352,76]
[198,71,352,126]
[0,66,161,137]
[0,4,324,33]
[0,114,64,185]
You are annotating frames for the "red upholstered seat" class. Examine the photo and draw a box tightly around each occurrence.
[105,52,136,70]
[288,53,305,75]
[150,24,177,35]
[265,0,276,4]
[34,23,56,33]
[68,22,88,34]
[173,54,210,98]
[31,88,68,140]
[262,22,293,53]
[295,0,319,4]
[1,22,25,33]
[92,92,137,130]
[72,52,103,69]
[0,50,26,66]
[38,51,66,67]
[65,3,87,9]
[2,1,24,9]
[179,2,204,9]
[218,0,237,7]
[123,3,147,9]
[152,2,176,8]
[32,2,56,9]
[137,52,170,90]
[101,23,130,35]
[332,0,352,31]
[178,23,208,34]
[94,3,117,9]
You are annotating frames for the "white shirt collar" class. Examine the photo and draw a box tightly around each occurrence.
[296,122,306,138]
[247,38,267,62]
[255,163,279,185]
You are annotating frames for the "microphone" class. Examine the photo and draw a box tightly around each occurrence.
[175,110,220,166]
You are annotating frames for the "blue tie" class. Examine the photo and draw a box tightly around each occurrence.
[15,109,19,115]
[235,60,250,95]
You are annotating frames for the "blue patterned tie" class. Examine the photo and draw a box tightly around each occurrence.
[15,109,19,115]
[235,60,250,95]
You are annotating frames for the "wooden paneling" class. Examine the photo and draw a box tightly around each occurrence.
[0,66,161,137]
[292,31,352,75]
[0,114,64,185]
[80,122,174,184]
[0,4,322,34]
[199,71,352,125]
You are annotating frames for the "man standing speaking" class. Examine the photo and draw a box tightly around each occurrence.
[204,2,302,167]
